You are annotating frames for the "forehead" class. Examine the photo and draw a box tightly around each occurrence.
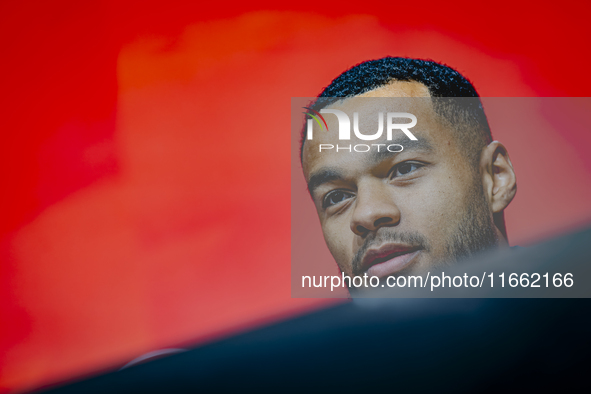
[302,82,454,178]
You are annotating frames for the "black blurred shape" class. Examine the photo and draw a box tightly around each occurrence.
[38,227,591,393]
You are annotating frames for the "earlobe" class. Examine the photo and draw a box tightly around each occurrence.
[480,141,517,213]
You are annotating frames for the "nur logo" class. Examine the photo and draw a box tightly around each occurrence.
[303,108,418,153]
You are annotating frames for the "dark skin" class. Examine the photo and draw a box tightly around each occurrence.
[302,81,517,279]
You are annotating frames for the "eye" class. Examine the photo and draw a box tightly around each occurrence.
[391,162,423,178]
[323,190,354,208]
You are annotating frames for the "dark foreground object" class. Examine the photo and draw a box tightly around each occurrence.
[39,227,591,393]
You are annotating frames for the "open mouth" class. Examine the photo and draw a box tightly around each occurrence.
[362,247,421,278]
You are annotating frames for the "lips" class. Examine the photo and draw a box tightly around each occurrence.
[361,244,420,278]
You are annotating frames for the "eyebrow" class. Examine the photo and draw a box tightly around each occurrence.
[307,168,345,196]
[364,136,434,166]
[307,136,434,195]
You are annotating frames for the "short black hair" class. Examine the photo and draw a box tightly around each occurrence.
[301,57,493,166]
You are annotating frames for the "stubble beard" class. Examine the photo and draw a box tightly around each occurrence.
[444,178,499,263]
[349,178,498,278]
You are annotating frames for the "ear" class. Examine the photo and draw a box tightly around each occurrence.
[480,141,517,213]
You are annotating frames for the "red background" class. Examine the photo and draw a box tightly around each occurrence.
[1,1,590,392]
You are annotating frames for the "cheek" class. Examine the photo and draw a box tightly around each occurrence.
[400,170,473,240]
[321,219,354,274]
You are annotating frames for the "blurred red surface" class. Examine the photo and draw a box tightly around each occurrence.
[1,1,590,392]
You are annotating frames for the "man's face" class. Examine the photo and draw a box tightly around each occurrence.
[302,82,498,280]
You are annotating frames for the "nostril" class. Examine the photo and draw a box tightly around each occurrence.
[374,217,395,227]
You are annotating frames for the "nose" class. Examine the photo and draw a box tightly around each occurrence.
[350,180,400,236]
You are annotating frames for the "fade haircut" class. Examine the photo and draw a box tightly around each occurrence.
[301,57,493,167]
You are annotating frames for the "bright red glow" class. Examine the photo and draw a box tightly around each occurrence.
[1,2,590,392]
